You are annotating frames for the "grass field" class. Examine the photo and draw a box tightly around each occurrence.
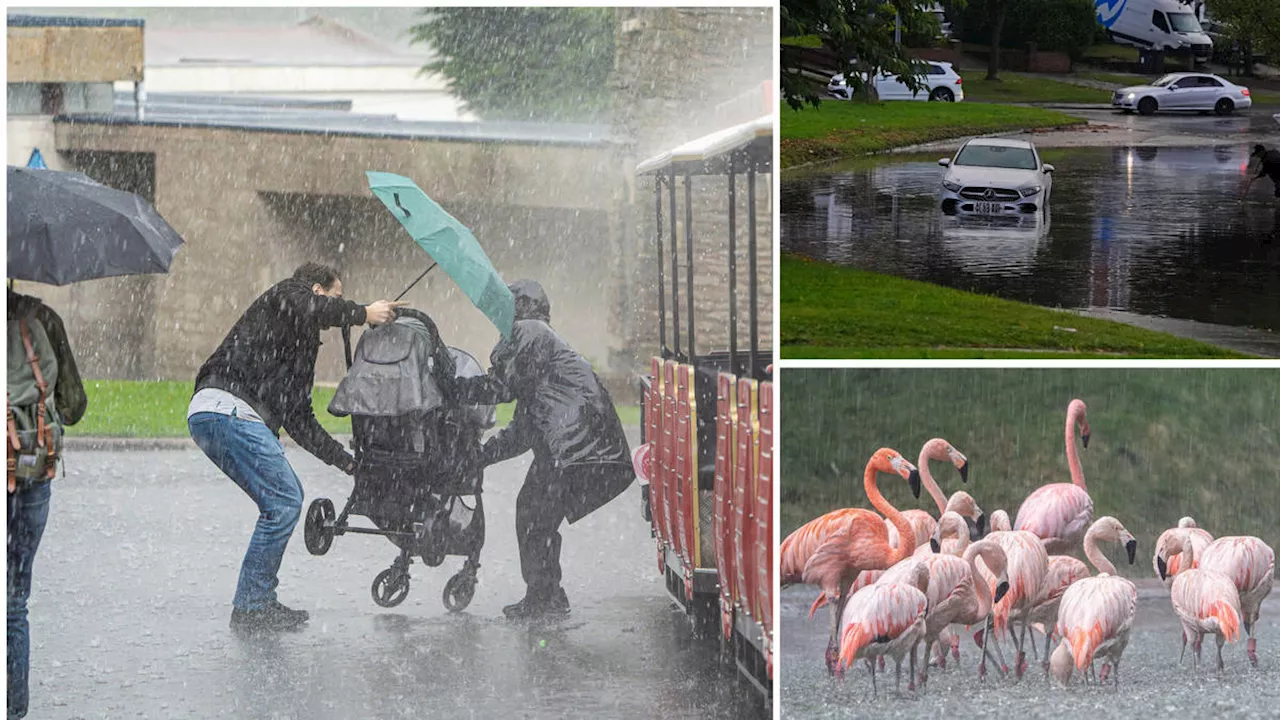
[780,255,1246,359]
[65,380,642,438]
[781,101,1085,168]
[780,368,1280,577]
[957,73,1112,104]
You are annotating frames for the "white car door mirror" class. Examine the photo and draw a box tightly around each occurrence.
[939,158,951,167]
[1043,164,1055,173]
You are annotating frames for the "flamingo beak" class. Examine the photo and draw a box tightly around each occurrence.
[975,513,987,538]
[994,580,1010,605]
[1081,432,1090,449]
[958,461,969,484]
[1126,539,1138,565]
[1157,555,1168,581]
[908,468,922,498]
[930,537,941,553]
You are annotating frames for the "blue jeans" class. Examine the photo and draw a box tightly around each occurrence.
[188,411,304,611]
[8,479,51,720]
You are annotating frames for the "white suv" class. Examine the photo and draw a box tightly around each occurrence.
[939,138,1054,216]
[828,61,964,102]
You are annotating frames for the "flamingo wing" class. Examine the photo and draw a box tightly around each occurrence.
[1042,556,1091,605]
[781,508,880,584]
[1199,536,1276,596]
[1014,484,1092,544]
[801,520,893,594]
[1056,575,1137,670]
[839,583,928,666]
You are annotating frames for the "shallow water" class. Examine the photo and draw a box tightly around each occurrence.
[781,145,1280,344]
[780,586,1280,719]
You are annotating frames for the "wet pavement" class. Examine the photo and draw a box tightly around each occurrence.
[781,143,1280,354]
[23,444,765,719]
[780,585,1280,719]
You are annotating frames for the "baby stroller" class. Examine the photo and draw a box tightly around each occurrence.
[303,308,496,611]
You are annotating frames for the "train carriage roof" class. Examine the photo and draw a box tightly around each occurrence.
[635,114,772,177]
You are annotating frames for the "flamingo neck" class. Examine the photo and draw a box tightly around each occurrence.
[942,514,971,555]
[917,444,949,515]
[1066,407,1087,491]
[1179,530,1197,567]
[1083,527,1116,576]
[964,542,996,615]
[866,463,916,560]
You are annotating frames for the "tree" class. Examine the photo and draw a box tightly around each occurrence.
[1210,0,1280,76]
[781,0,939,109]
[410,8,615,122]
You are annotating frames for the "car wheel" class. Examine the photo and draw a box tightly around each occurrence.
[1137,97,1157,116]
[1215,98,1235,116]
[929,87,955,102]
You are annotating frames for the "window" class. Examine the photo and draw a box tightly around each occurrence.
[1168,12,1202,33]
[1197,77,1222,87]
[1153,11,1170,33]
[928,64,946,76]
[954,144,1039,170]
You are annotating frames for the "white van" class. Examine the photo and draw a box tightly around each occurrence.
[1095,0,1212,59]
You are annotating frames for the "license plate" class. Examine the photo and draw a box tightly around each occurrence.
[974,202,1001,214]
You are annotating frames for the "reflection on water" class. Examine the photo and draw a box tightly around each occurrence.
[782,145,1280,332]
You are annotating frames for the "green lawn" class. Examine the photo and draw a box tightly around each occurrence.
[958,73,1113,104]
[780,255,1248,359]
[780,368,1280,578]
[781,101,1085,168]
[66,380,641,438]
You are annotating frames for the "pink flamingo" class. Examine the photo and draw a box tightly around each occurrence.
[881,531,1012,686]
[974,529,1049,679]
[886,438,982,550]
[1153,517,1214,589]
[990,509,1012,532]
[1026,515,1138,672]
[1196,536,1275,666]
[1015,399,1094,555]
[780,448,922,673]
[838,561,930,694]
[1044,516,1139,685]
[1159,531,1243,673]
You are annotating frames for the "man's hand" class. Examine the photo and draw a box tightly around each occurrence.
[365,300,410,326]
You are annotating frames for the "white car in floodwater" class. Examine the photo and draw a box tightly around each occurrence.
[827,61,964,102]
[938,138,1054,216]
[1112,72,1252,116]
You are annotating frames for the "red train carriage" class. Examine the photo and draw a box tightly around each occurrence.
[631,114,773,702]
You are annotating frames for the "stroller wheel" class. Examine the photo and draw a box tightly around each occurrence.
[372,569,410,608]
[443,571,476,612]
[304,498,336,556]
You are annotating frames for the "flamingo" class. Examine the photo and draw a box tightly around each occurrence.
[1015,399,1094,555]
[881,531,1011,686]
[838,560,930,695]
[1044,517,1139,685]
[1026,515,1138,673]
[975,529,1049,679]
[989,509,1012,532]
[1196,536,1275,667]
[781,448,923,673]
[1153,517,1214,589]
[885,438,982,550]
[1158,530,1244,672]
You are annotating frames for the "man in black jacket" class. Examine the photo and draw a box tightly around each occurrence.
[458,280,633,619]
[1247,144,1280,197]
[188,263,403,631]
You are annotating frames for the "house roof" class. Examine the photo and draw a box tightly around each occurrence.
[144,16,430,68]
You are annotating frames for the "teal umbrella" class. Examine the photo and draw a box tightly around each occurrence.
[367,171,514,338]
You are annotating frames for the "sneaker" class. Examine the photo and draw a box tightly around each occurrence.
[230,600,310,631]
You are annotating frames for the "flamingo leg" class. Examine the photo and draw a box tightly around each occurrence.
[989,620,1011,676]
[1113,659,1121,687]
[825,590,846,676]
[1193,632,1204,673]
[895,655,902,693]
[909,643,918,692]
[1216,634,1226,674]
[1015,618,1030,679]
[1028,622,1040,662]
[1042,630,1053,677]
[1246,620,1258,667]
[952,630,961,665]
[1179,629,1187,665]
[919,638,934,687]
[867,658,878,697]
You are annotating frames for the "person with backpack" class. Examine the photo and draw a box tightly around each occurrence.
[188,263,405,632]
[456,280,633,619]
[7,289,87,720]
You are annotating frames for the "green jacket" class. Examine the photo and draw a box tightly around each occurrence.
[7,290,87,427]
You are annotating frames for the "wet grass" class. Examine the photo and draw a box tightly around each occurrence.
[958,73,1112,104]
[780,368,1280,570]
[65,380,641,437]
[780,255,1249,359]
[781,101,1085,168]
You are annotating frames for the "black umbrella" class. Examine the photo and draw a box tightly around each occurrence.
[6,165,185,286]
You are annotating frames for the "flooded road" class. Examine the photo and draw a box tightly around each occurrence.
[780,586,1280,719]
[24,445,764,719]
[781,144,1280,351]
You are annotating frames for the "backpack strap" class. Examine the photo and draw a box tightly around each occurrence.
[18,319,56,479]
[6,404,18,494]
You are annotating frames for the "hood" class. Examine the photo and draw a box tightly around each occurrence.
[1118,84,1160,94]
[7,290,43,321]
[945,165,1043,188]
[509,279,550,323]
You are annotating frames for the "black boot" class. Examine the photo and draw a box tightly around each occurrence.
[503,586,570,619]
[230,600,309,632]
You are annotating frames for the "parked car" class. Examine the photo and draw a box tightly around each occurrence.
[1112,72,1252,116]
[827,61,964,102]
[938,138,1054,216]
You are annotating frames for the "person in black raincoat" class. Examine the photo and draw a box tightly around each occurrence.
[458,280,633,618]
[1247,144,1280,198]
